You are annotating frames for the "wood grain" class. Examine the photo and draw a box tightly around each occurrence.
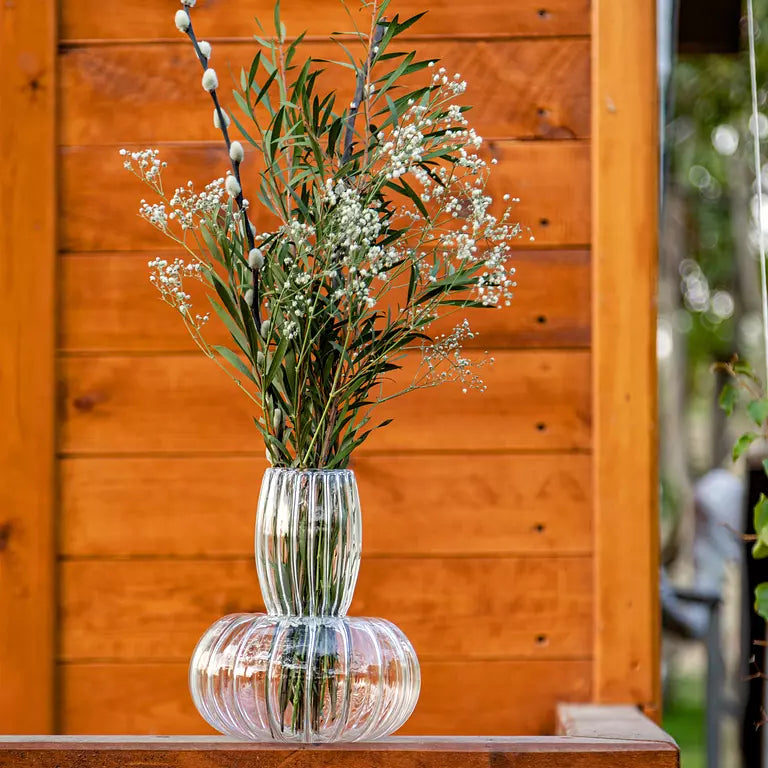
[0,0,56,733]
[58,351,591,454]
[59,453,592,557]
[60,250,590,353]
[59,556,592,660]
[58,660,592,736]
[556,704,678,745]
[591,0,660,714]
[60,0,591,41]
[59,40,589,145]
[0,739,681,768]
[60,141,590,252]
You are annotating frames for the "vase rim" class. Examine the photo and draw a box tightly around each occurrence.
[264,466,355,476]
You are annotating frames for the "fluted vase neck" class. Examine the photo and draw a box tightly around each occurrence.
[255,468,362,617]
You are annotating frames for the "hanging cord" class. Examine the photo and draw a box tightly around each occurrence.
[747,0,768,386]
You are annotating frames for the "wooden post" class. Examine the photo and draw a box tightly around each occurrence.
[592,0,661,713]
[0,0,57,732]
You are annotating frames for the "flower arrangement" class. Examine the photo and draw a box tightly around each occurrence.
[122,0,519,469]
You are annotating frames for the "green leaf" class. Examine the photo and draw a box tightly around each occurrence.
[273,0,282,38]
[209,271,244,330]
[748,398,768,426]
[254,69,279,106]
[763,458,768,478]
[327,117,343,156]
[733,432,758,461]
[718,383,738,416]
[213,345,257,385]
[269,105,286,161]
[387,179,429,218]
[247,51,262,89]
[407,262,419,304]
[264,334,289,389]
[754,495,768,557]
[393,11,427,35]
[755,540,768,559]
[755,583,768,620]
[207,296,250,356]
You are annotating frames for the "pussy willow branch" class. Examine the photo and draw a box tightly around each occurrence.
[180,7,262,327]
[341,20,387,166]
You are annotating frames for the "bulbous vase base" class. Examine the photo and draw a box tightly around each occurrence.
[190,613,420,742]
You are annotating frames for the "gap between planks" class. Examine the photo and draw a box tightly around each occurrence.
[58,33,591,48]
[56,551,594,562]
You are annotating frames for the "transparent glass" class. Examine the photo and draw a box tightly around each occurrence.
[189,468,420,742]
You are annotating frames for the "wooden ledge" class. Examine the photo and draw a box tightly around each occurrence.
[557,703,678,745]
[0,706,679,768]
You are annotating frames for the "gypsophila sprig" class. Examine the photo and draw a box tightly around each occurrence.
[121,0,523,470]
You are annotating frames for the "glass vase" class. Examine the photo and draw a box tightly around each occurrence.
[189,468,420,742]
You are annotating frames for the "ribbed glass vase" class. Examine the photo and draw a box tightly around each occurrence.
[189,468,420,742]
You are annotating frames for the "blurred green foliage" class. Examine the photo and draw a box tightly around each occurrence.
[668,0,768,370]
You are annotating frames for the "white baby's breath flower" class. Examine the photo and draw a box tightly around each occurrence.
[174,9,190,31]
[248,248,264,270]
[202,68,218,92]
[245,289,255,306]
[198,40,212,59]
[213,108,230,129]
[225,175,241,198]
[229,141,245,164]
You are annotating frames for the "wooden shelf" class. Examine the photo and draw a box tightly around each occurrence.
[0,706,678,767]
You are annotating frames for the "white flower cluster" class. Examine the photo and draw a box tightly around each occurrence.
[119,148,166,188]
[167,177,226,230]
[147,256,206,322]
[428,63,467,96]
[420,319,492,393]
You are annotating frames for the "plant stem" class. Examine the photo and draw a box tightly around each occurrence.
[341,19,387,166]
[182,8,262,327]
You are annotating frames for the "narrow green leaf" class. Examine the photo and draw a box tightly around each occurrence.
[213,345,258,385]
[755,583,768,620]
[718,383,738,416]
[264,334,290,389]
[748,398,768,426]
[733,432,758,461]
[254,69,279,105]
[755,494,768,544]
[207,296,250,356]
[247,51,262,89]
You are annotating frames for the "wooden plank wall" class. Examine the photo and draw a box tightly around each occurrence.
[0,0,57,734]
[56,0,592,735]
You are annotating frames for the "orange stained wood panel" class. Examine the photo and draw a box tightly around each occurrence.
[60,0,590,41]
[591,0,659,711]
[0,0,57,733]
[59,39,589,146]
[59,556,592,661]
[59,453,592,557]
[59,140,590,252]
[58,660,592,736]
[60,250,590,353]
[59,350,591,455]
